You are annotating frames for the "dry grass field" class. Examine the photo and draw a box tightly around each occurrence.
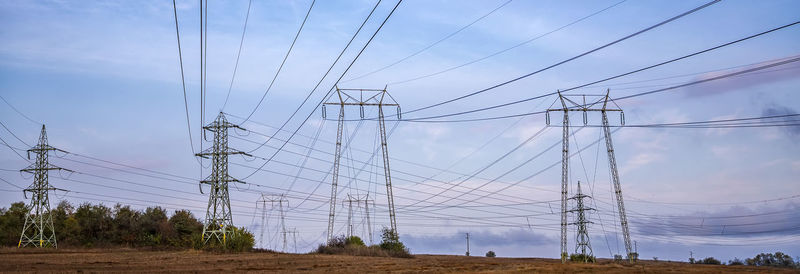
[0,248,796,273]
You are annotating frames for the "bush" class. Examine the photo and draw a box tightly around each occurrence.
[486,251,496,257]
[315,229,411,258]
[0,202,27,246]
[194,226,255,252]
[696,257,721,265]
[379,227,411,258]
[746,252,795,268]
[345,236,365,247]
[728,257,744,265]
[570,253,596,263]
[225,227,255,252]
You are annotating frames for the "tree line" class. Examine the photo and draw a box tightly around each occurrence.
[0,201,253,251]
[692,252,798,268]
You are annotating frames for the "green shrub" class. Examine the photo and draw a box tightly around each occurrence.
[346,236,365,247]
[570,253,596,263]
[2,201,255,251]
[729,257,744,265]
[486,251,496,257]
[197,226,255,252]
[696,257,721,265]
[379,227,410,258]
[746,252,796,268]
[315,230,411,258]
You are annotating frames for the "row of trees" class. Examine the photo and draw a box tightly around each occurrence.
[691,252,798,268]
[0,201,253,251]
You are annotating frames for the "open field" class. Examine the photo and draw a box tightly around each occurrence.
[0,249,795,273]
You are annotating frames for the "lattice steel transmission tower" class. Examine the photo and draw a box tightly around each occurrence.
[257,193,289,251]
[343,193,374,243]
[196,112,250,245]
[547,90,634,263]
[322,87,400,243]
[281,227,299,253]
[18,125,70,248]
[568,182,594,262]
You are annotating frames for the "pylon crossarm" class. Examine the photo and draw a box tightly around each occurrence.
[323,102,398,107]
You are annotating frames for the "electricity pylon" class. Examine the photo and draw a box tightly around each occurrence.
[196,112,250,245]
[18,125,71,248]
[546,90,633,263]
[322,87,400,243]
[343,193,374,243]
[257,193,289,251]
[281,227,299,253]
[568,182,594,263]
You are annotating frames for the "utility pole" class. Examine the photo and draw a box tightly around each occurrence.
[547,90,633,263]
[258,193,289,251]
[196,112,250,246]
[568,182,594,263]
[322,87,401,244]
[18,125,71,248]
[465,232,470,256]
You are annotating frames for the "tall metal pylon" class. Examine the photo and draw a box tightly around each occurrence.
[568,182,594,262]
[18,125,71,248]
[547,90,634,263]
[257,193,289,251]
[322,87,400,243]
[196,112,250,245]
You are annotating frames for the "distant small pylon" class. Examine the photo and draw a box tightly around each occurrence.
[568,182,594,262]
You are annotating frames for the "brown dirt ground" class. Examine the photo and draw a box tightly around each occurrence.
[0,248,796,273]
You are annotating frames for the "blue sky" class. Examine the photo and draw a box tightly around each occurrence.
[1,0,799,262]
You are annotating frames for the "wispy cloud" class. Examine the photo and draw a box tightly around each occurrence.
[682,61,800,98]
[632,203,800,238]
[762,104,800,138]
[403,229,554,254]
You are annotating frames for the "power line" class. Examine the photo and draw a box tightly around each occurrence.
[388,0,627,86]
[238,0,383,154]
[222,0,253,111]
[242,0,316,123]
[399,0,720,116]
[232,113,558,199]
[0,95,41,125]
[0,133,30,162]
[402,55,800,123]
[398,20,800,122]
[614,56,800,101]
[240,0,404,180]
[343,0,514,83]
[172,0,196,155]
[0,120,31,147]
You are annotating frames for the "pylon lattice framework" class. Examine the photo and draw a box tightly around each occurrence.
[196,112,251,245]
[322,87,400,243]
[568,182,594,262]
[257,193,289,251]
[546,90,634,263]
[343,193,374,244]
[18,125,71,248]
